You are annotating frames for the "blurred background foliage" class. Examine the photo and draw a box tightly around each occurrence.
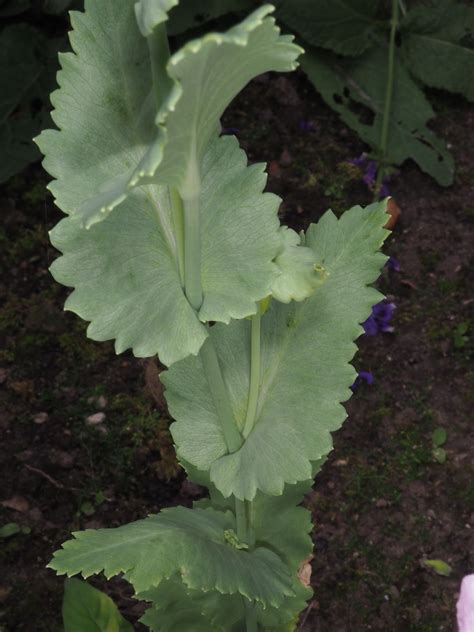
[1,0,473,187]
[0,0,81,183]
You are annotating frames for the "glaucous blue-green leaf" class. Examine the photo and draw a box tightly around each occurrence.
[49,506,294,607]
[401,1,474,101]
[129,3,302,199]
[135,0,178,36]
[49,135,282,365]
[37,0,163,227]
[37,1,301,227]
[273,0,380,56]
[272,226,327,303]
[63,578,133,632]
[139,488,313,629]
[164,202,389,500]
[301,46,455,185]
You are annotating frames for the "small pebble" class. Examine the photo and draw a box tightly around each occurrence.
[33,412,48,425]
[97,395,107,409]
[85,412,106,426]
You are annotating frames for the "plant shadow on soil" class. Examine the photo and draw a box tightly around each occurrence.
[0,70,473,631]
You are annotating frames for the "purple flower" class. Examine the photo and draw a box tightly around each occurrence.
[348,153,367,168]
[362,160,377,187]
[386,256,400,272]
[457,575,474,631]
[351,370,374,391]
[348,154,391,197]
[363,301,396,336]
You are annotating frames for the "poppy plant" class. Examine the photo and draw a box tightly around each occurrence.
[37,1,390,628]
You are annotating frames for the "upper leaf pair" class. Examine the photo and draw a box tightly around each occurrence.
[38,0,314,366]
[38,1,301,227]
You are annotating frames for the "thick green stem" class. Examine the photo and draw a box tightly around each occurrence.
[235,498,247,541]
[244,602,258,632]
[374,0,399,199]
[181,150,203,311]
[242,308,262,439]
[235,499,257,630]
[183,190,203,310]
[200,337,243,454]
[169,187,185,286]
[147,23,172,109]
[237,304,264,629]
[147,27,186,288]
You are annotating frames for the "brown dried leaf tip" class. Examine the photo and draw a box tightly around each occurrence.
[384,198,401,230]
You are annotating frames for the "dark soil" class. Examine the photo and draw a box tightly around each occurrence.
[1,68,473,632]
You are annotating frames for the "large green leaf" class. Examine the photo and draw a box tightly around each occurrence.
[401,0,474,101]
[164,202,389,500]
[274,0,380,56]
[140,477,314,630]
[37,1,301,227]
[134,0,179,35]
[49,506,294,607]
[301,46,454,185]
[139,578,243,631]
[49,135,282,365]
[63,578,133,632]
[140,575,309,631]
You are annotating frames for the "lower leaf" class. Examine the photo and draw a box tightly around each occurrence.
[49,506,294,608]
[140,575,310,631]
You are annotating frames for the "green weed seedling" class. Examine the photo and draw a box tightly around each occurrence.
[38,1,389,629]
[432,427,447,464]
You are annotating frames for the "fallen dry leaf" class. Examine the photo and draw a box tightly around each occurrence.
[400,278,418,290]
[298,555,314,587]
[145,359,167,409]
[267,160,282,179]
[1,496,29,513]
[8,380,35,399]
[385,198,401,230]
